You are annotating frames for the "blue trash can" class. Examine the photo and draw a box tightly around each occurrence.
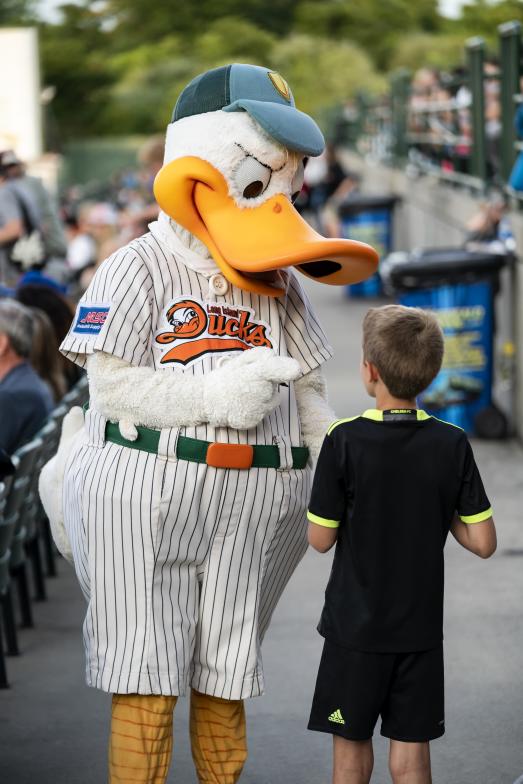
[340,195,398,297]
[388,248,509,437]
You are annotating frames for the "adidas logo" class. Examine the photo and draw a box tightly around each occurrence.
[328,709,345,725]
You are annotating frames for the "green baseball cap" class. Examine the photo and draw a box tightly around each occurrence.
[172,63,325,157]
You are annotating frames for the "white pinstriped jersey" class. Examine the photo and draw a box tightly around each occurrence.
[60,219,331,699]
[61,221,333,446]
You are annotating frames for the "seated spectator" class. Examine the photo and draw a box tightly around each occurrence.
[0,300,53,454]
[30,308,67,403]
[65,202,98,281]
[466,196,506,243]
[77,202,120,291]
[15,283,81,390]
[136,135,163,222]
[0,446,15,481]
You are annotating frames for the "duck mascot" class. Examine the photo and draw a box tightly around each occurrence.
[40,64,377,783]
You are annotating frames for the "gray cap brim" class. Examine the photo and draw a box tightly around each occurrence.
[223,98,325,157]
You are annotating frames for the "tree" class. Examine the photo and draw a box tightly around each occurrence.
[294,0,441,70]
[96,0,298,48]
[454,0,523,40]
[40,4,116,138]
[98,19,277,134]
[388,32,467,72]
[0,0,35,25]
[98,37,195,134]
[194,17,275,65]
[271,34,385,116]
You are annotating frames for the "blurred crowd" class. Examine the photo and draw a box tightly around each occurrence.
[296,142,360,229]
[407,62,501,179]
[0,136,164,293]
[0,136,167,462]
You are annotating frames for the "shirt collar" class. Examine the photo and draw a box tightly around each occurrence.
[148,211,220,277]
[0,361,29,387]
[361,408,431,422]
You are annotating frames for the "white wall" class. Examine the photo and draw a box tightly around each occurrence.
[0,27,42,161]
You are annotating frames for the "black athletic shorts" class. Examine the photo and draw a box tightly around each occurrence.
[308,640,445,743]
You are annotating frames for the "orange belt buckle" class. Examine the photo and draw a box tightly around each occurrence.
[206,442,254,470]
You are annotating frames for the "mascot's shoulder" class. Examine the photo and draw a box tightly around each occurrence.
[98,233,157,276]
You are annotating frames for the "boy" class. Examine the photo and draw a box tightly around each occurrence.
[307,305,496,784]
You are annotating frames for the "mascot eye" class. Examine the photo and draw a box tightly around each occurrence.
[243,181,264,198]
[291,160,305,203]
[187,309,197,320]
[234,155,272,200]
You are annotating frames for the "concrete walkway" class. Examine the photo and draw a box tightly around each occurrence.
[1,283,522,784]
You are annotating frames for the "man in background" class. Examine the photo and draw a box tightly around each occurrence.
[0,150,67,262]
[0,163,24,286]
[0,299,53,454]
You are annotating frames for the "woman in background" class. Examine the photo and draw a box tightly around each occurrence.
[29,307,67,403]
[16,283,81,390]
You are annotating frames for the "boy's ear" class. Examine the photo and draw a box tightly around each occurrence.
[366,360,380,384]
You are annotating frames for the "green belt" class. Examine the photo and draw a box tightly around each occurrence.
[104,420,309,470]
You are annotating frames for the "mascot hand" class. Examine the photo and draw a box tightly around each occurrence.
[203,347,301,430]
[294,368,336,464]
[39,406,85,564]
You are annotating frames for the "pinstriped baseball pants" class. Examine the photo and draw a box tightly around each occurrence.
[63,409,310,700]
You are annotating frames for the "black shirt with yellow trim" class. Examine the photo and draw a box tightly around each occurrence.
[308,409,492,653]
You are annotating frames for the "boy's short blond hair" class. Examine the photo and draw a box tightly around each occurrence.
[362,305,444,400]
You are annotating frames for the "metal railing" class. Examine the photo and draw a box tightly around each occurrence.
[499,21,521,183]
[352,20,523,196]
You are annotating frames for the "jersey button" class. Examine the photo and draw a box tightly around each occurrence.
[209,273,228,296]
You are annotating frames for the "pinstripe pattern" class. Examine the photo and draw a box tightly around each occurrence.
[61,227,331,699]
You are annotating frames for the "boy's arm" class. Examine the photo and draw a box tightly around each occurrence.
[308,517,338,553]
[450,513,497,558]
[453,435,496,558]
[307,427,346,553]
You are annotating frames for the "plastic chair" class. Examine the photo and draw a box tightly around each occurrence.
[62,374,89,409]
[33,420,60,578]
[0,481,20,684]
[49,403,68,432]
[0,482,12,686]
[0,483,10,563]
[74,373,89,404]
[7,438,43,625]
[0,484,15,594]
[19,437,48,602]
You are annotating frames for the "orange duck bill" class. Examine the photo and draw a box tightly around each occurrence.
[154,156,379,297]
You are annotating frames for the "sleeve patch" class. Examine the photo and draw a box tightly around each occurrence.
[72,303,111,336]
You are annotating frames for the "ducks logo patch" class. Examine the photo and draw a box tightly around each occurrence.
[155,297,273,367]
